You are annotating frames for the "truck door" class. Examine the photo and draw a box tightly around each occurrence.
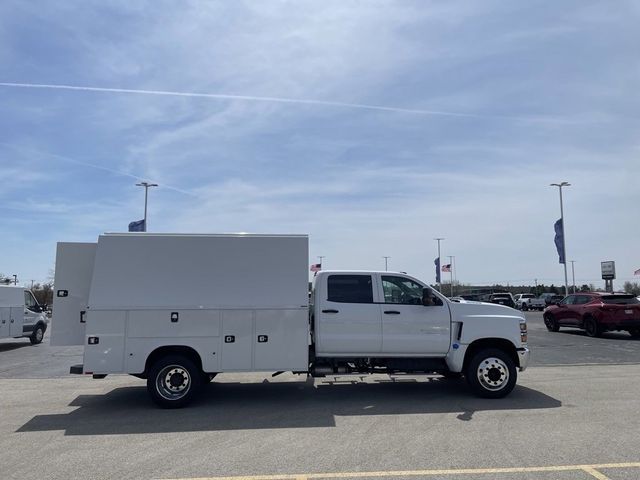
[51,242,97,346]
[315,274,382,355]
[379,275,451,355]
[23,290,41,329]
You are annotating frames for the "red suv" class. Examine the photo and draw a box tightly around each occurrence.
[544,293,640,338]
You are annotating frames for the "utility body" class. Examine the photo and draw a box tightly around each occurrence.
[0,285,49,344]
[52,233,530,408]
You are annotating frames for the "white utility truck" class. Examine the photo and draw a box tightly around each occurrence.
[0,285,49,344]
[52,233,530,408]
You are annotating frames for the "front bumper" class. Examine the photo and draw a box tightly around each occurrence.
[517,347,530,371]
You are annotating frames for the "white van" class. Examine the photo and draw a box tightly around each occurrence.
[0,285,49,344]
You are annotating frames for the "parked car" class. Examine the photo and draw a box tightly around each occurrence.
[0,285,49,344]
[514,294,546,311]
[543,293,640,337]
[449,296,468,303]
[547,294,565,306]
[489,293,516,309]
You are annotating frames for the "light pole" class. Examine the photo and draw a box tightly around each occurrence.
[434,238,444,292]
[570,260,576,293]
[135,181,158,232]
[383,256,390,271]
[550,182,570,296]
[317,256,325,267]
[12,274,17,285]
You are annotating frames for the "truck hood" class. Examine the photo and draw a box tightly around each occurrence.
[449,301,525,322]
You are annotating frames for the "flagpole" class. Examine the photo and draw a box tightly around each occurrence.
[551,182,570,296]
[447,255,454,297]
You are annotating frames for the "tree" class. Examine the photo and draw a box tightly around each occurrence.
[623,282,640,296]
[580,284,591,292]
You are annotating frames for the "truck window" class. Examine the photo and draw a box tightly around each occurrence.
[327,275,373,303]
[24,291,39,311]
[381,276,423,305]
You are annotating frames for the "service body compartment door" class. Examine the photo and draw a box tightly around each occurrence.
[0,307,11,338]
[10,307,24,337]
[83,310,126,373]
[51,242,97,346]
[254,308,309,371]
[221,310,253,371]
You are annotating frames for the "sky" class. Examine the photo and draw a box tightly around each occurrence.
[1,0,639,289]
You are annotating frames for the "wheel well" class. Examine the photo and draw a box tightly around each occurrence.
[144,346,203,377]
[463,338,518,371]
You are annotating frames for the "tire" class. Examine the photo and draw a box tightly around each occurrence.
[627,328,640,339]
[147,355,202,408]
[29,325,45,345]
[543,314,560,332]
[521,303,528,312]
[465,348,517,399]
[583,316,601,338]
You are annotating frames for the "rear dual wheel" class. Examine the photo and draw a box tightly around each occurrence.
[147,355,202,408]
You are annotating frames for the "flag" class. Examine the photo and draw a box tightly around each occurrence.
[128,219,145,232]
[310,263,322,272]
[635,268,640,276]
[442,264,451,273]
[434,257,441,283]
[554,218,565,264]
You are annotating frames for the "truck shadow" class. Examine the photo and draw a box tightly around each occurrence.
[0,341,30,352]
[17,377,561,436]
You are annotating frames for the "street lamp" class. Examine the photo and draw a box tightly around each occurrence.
[550,181,570,296]
[383,256,390,271]
[135,182,158,232]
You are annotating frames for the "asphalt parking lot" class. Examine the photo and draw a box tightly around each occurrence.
[2,311,640,480]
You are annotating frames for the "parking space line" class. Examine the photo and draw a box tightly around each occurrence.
[161,462,640,480]
[581,467,610,480]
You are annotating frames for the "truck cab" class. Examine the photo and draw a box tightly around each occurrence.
[0,285,49,344]
[311,271,529,398]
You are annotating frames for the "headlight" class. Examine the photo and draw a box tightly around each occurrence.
[520,322,527,343]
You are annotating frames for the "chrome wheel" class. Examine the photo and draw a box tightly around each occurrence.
[155,365,191,401]
[476,357,510,391]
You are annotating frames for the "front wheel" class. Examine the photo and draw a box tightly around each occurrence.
[521,303,528,311]
[465,349,517,398]
[29,325,45,345]
[147,355,202,408]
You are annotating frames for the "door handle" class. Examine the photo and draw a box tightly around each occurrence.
[10,319,14,323]
[384,310,401,315]
[322,309,339,314]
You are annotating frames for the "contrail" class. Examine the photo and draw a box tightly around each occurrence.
[0,81,562,123]
[0,142,196,197]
